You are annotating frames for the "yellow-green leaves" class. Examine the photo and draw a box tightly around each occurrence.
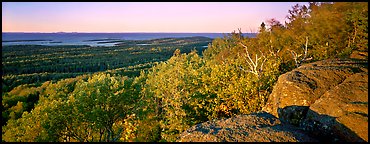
[2,73,140,142]
[142,41,281,141]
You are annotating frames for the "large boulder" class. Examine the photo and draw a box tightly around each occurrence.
[262,59,368,142]
[302,72,368,142]
[179,59,367,142]
[178,112,317,142]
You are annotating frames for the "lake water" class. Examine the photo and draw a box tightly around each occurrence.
[2,32,257,47]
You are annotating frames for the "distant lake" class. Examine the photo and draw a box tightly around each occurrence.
[2,32,257,47]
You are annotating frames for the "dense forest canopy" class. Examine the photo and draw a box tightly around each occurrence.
[2,2,368,142]
[2,37,213,93]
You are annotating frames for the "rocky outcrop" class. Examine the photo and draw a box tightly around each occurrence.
[178,112,317,142]
[179,59,368,142]
[263,59,368,142]
[302,71,368,142]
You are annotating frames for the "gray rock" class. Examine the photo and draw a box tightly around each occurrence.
[262,59,368,142]
[178,112,318,142]
[302,72,368,142]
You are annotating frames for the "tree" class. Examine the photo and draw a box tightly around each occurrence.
[47,73,139,142]
[2,73,140,142]
[259,22,266,33]
[238,42,267,77]
[290,36,312,67]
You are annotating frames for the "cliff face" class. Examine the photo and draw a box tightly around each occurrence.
[179,59,368,142]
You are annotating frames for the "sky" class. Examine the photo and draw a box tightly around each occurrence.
[2,2,309,33]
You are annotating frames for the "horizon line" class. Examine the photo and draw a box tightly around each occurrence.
[2,31,258,34]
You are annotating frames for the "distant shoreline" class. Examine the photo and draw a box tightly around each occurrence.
[3,39,53,42]
[2,33,256,46]
[2,32,255,34]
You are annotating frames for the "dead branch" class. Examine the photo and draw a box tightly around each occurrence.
[291,36,312,67]
[239,42,266,77]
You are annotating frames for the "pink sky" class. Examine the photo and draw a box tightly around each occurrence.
[2,2,308,33]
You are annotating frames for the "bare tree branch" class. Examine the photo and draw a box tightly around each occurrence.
[239,42,266,77]
[291,36,312,67]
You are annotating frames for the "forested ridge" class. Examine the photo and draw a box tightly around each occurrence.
[2,36,212,93]
[2,2,367,142]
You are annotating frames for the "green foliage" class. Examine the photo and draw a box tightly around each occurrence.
[2,37,212,93]
[140,35,281,141]
[285,2,367,62]
[133,3,368,141]
[2,84,42,126]
[141,49,206,141]
[2,73,141,142]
